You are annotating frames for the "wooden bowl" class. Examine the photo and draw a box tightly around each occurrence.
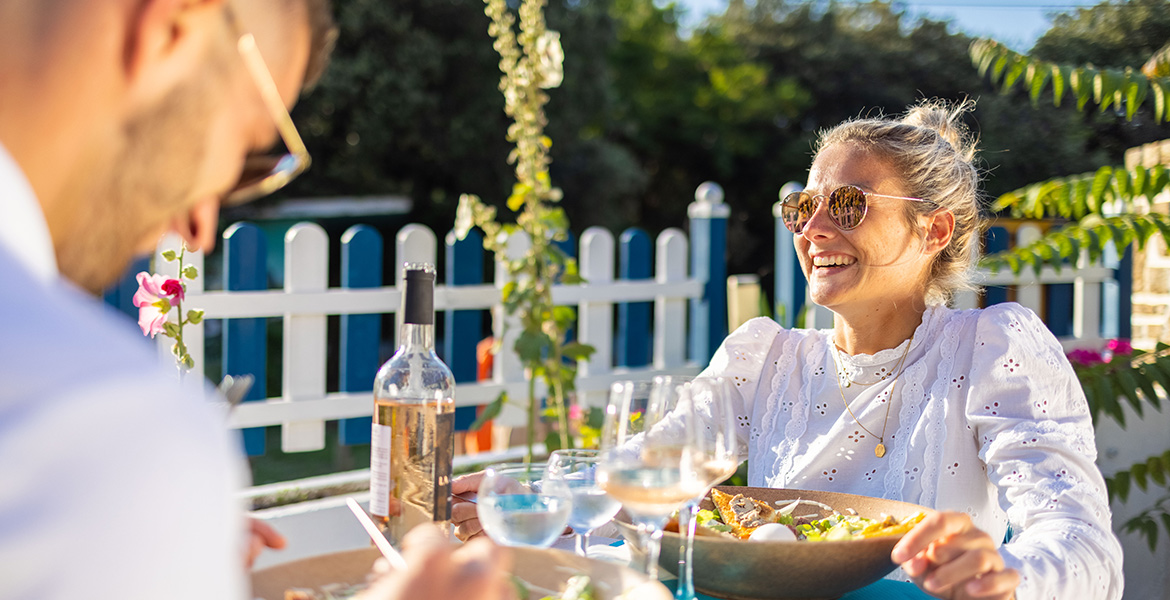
[251,545,672,600]
[616,486,932,600]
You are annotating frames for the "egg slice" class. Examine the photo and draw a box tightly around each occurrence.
[748,522,797,542]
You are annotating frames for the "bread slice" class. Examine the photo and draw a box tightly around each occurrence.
[710,488,778,539]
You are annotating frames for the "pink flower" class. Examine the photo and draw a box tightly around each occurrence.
[569,403,583,422]
[1067,348,1105,367]
[1106,339,1133,356]
[161,279,185,302]
[132,272,181,338]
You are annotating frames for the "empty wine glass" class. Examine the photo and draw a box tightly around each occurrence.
[477,462,572,548]
[544,449,621,557]
[661,376,739,600]
[598,380,707,580]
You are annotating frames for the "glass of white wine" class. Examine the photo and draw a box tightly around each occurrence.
[659,376,739,600]
[598,380,707,580]
[477,462,572,548]
[544,449,622,557]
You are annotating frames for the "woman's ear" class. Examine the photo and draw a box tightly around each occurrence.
[921,209,955,256]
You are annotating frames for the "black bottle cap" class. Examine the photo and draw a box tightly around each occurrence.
[402,264,435,325]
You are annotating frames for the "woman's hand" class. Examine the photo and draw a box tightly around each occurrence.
[451,471,487,542]
[891,511,1019,600]
[363,523,516,600]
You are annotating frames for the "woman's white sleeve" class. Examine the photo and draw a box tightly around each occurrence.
[966,303,1123,600]
[699,317,783,460]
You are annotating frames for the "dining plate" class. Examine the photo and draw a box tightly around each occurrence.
[251,544,672,600]
[614,486,933,600]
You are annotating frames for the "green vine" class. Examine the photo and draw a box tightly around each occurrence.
[455,0,594,461]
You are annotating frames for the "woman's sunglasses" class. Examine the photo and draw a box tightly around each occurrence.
[780,185,935,234]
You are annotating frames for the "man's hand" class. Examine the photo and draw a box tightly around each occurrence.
[892,511,1019,600]
[363,523,516,600]
[451,471,487,542]
[246,518,287,569]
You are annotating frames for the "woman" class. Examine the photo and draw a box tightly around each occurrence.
[702,99,1122,600]
[453,99,1124,600]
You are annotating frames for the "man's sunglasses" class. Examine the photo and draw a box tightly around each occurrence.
[222,7,311,205]
[780,185,935,234]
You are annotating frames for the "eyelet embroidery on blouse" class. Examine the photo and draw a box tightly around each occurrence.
[814,401,829,416]
[912,306,972,508]
[822,468,838,482]
[758,328,803,485]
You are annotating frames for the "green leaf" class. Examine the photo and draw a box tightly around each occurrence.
[515,330,552,364]
[1134,462,1150,492]
[1003,56,1027,92]
[1135,365,1161,410]
[182,265,199,280]
[1153,79,1168,123]
[1052,64,1070,107]
[561,341,596,362]
[551,305,576,330]
[1093,69,1120,112]
[468,391,507,432]
[161,250,178,262]
[186,309,204,325]
[1026,62,1049,106]
[1126,72,1149,121]
[1149,456,1167,488]
[1114,471,1132,503]
[1117,368,1145,418]
[1071,68,1092,111]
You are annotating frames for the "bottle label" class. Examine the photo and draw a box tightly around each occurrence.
[370,423,393,517]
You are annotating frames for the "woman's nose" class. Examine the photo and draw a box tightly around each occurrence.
[801,197,837,239]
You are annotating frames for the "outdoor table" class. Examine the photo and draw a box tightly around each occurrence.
[563,536,935,600]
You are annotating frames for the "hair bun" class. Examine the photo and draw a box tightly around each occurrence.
[900,98,979,163]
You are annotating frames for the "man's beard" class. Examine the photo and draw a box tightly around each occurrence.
[57,83,210,294]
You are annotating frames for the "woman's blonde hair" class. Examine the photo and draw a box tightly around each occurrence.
[814,98,987,305]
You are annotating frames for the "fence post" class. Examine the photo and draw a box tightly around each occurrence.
[339,225,383,446]
[1074,248,1102,340]
[656,229,689,369]
[773,182,802,328]
[618,228,652,367]
[282,223,329,452]
[493,231,530,427]
[579,227,615,409]
[689,182,730,364]
[1016,225,1044,314]
[223,223,269,456]
[445,228,486,432]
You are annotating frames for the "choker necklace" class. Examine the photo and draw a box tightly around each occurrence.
[830,333,914,458]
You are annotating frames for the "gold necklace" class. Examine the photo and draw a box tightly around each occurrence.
[830,333,914,458]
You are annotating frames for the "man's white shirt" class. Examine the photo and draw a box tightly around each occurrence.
[0,143,248,599]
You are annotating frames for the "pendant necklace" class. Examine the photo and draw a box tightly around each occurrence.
[830,332,914,459]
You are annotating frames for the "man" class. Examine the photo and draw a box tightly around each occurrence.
[0,1,512,598]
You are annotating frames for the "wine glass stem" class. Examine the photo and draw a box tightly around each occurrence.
[636,521,664,581]
[676,500,698,600]
[580,531,592,557]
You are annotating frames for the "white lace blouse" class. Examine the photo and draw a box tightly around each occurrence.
[700,302,1123,600]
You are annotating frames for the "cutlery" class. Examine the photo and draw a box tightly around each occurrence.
[346,497,409,570]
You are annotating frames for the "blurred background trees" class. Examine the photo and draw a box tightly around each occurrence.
[272,0,1170,296]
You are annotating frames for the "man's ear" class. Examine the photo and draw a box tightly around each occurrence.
[122,0,226,94]
[922,209,956,256]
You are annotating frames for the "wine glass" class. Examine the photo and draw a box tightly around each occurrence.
[544,449,622,557]
[476,462,572,548]
[598,380,707,580]
[661,376,739,600]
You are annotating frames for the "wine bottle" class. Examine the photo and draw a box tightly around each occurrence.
[370,263,456,544]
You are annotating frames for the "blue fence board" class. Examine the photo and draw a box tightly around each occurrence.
[223,223,269,457]
[445,229,486,432]
[983,227,1010,307]
[617,228,652,367]
[690,211,729,363]
[339,226,383,446]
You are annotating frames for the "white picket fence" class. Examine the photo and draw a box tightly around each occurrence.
[154,224,705,455]
[797,221,1122,351]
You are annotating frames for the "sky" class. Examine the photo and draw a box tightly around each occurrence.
[671,0,1104,51]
